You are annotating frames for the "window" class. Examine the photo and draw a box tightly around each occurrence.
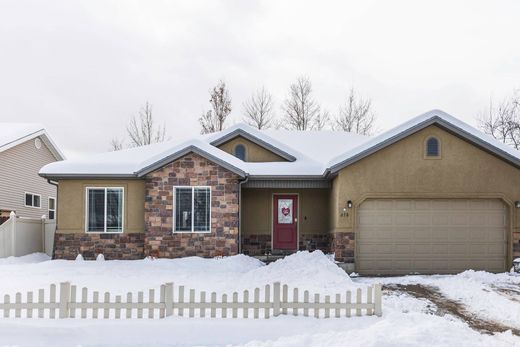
[174,187,211,233]
[86,187,123,233]
[425,137,440,157]
[234,144,246,161]
[48,197,56,220]
[25,193,41,208]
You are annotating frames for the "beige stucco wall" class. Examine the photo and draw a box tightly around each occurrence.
[217,136,287,162]
[57,179,145,234]
[331,125,520,261]
[241,188,330,237]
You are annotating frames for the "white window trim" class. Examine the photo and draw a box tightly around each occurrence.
[24,192,42,209]
[173,186,211,233]
[85,187,124,234]
[48,197,56,220]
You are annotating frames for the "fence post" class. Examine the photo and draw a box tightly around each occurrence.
[59,282,71,318]
[10,211,16,256]
[374,284,382,317]
[165,283,173,317]
[273,282,281,317]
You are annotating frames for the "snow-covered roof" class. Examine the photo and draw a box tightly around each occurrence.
[0,123,64,160]
[39,110,520,179]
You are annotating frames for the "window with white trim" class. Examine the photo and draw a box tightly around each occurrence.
[86,187,123,233]
[48,197,56,220]
[174,187,211,233]
[25,193,41,208]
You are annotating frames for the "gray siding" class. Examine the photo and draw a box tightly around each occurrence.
[0,137,58,219]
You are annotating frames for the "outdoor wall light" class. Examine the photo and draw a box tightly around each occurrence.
[515,201,520,208]
[347,200,353,209]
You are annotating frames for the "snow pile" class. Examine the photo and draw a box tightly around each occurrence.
[0,253,50,265]
[240,251,356,292]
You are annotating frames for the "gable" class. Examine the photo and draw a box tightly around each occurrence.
[335,125,520,191]
[216,136,289,162]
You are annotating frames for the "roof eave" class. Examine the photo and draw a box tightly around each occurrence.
[328,116,520,174]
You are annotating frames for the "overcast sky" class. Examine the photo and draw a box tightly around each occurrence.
[0,0,519,158]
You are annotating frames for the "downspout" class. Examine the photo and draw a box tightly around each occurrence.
[238,175,249,254]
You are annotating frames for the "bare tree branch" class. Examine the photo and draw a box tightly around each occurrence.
[281,76,321,130]
[199,80,232,134]
[126,102,166,147]
[313,109,331,130]
[478,91,520,149]
[334,88,376,135]
[109,137,124,151]
[243,87,274,129]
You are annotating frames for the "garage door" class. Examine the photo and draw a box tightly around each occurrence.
[357,199,507,275]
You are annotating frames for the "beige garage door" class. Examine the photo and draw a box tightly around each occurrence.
[357,199,508,275]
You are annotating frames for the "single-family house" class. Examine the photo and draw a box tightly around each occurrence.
[39,110,520,275]
[0,123,64,224]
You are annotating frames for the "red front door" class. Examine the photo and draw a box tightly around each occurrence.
[273,195,298,250]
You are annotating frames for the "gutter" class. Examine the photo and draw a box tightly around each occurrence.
[237,174,250,254]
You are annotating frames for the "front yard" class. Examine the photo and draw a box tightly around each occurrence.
[0,251,519,346]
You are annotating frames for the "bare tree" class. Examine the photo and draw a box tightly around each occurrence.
[243,87,274,129]
[478,91,520,149]
[281,76,321,130]
[109,137,124,151]
[199,80,232,134]
[334,88,376,135]
[313,109,331,130]
[126,102,166,147]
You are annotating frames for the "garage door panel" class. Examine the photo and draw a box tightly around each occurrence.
[357,199,507,275]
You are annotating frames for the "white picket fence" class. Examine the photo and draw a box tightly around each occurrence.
[0,212,55,258]
[0,282,382,319]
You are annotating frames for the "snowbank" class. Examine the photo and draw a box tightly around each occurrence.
[0,253,50,265]
[239,251,356,293]
[0,251,353,296]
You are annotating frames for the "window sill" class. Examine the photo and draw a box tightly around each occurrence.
[85,231,124,234]
[173,231,211,234]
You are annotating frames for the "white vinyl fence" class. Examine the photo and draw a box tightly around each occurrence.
[0,212,55,258]
[0,282,382,319]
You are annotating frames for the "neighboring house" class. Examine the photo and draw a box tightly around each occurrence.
[39,110,520,275]
[0,124,64,224]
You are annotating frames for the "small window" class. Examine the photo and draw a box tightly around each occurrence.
[86,187,123,233]
[234,144,246,161]
[425,137,440,157]
[24,193,41,208]
[48,197,56,220]
[174,187,211,233]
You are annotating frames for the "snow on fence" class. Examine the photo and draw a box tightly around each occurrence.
[0,282,382,319]
[0,212,56,258]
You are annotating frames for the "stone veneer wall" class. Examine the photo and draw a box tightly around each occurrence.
[241,234,271,255]
[144,153,240,258]
[331,232,355,263]
[242,233,331,256]
[53,233,145,260]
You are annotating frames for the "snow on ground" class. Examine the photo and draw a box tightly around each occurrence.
[0,251,519,347]
[358,270,520,330]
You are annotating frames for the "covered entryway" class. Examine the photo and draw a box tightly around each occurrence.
[357,199,508,275]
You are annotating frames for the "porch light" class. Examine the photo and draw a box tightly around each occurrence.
[514,258,520,273]
[347,200,353,209]
[515,201,520,208]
